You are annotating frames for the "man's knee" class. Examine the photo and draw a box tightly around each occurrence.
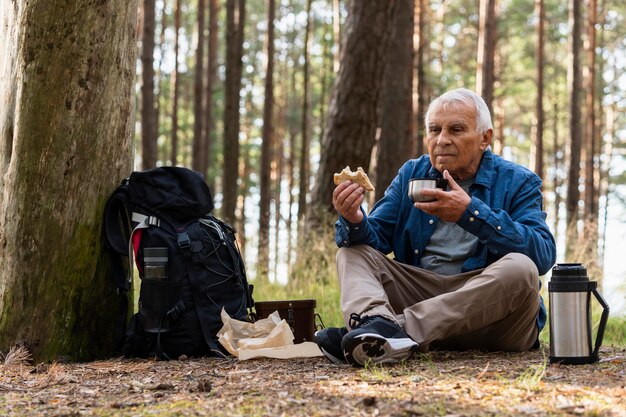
[492,252,540,291]
[336,244,375,265]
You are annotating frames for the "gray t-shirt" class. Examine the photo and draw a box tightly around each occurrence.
[420,178,478,275]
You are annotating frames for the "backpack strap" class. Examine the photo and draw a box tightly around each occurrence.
[102,186,132,293]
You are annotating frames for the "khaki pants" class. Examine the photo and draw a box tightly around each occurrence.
[336,245,540,352]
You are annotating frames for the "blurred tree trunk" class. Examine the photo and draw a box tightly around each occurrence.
[582,0,600,275]
[286,51,298,271]
[170,0,181,166]
[374,0,414,201]
[413,0,427,157]
[155,0,168,164]
[583,0,598,225]
[222,0,246,225]
[532,0,545,182]
[332,0,342,73]
[0,0,137,361]
[258,0,276,283]
[203,0,219,184]
[297,0,313,226]
[552,100,562,243]
[308,0,397,223]
[476,0,497,113]
[141,0,158,169]
[565,0,583,257]
[192,0,206,174]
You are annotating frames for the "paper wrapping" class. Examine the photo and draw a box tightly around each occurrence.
[217,309,323,360]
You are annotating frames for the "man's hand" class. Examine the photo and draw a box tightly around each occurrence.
[333,181,365,224]
[413,170,471,222]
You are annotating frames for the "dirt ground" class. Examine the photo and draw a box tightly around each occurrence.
[1,345,625,417]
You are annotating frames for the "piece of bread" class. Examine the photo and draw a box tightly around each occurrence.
[333,166,375,191]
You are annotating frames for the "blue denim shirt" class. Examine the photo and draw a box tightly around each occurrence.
[335,150,556,330]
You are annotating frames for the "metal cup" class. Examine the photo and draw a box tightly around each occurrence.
[408,178,448,202]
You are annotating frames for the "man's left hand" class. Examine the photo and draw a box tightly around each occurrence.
[413,170,471,222]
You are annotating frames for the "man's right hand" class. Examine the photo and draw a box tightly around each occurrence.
[332,181,365,224]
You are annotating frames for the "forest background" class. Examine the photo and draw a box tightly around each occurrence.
[0,0,625,362]
[134,0,626,314]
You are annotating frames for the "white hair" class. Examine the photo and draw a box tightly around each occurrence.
[424,88,493,135]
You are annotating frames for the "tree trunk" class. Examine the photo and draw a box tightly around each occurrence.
[552,100,561,243]
[297,0,313,225]
[374,0,414,201]
[222,0,246,225]
[413,0,427,157]
[532,0,545,182]
[257,0,276,283]
[565,0,583,257]
[308,0,397,222]
[332,0,342,73]
[0,0,137,361]
[203,0,219,183]
[476,0,497,113]
[141,0,158,169]
[155,0,168,165]
[584,0,598,221]
[192,0,206,174]
[170,0,181,166]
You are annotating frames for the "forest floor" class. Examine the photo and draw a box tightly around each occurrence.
[1,345,625,417]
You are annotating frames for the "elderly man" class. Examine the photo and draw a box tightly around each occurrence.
[315,88,556,366]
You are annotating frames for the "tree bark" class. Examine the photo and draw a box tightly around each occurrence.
[141,0,158,169]
[202,0,219,184]
[222,0,246,225]
[532,0,545,182]
[413,0,427,157]
[476,0,497,114]
[308,0,397,222]
[565,0,583,256]
[0,0,137,361]
[192,0,206,175]
[297,0,313,225]
[257,0,276,283]
[374,0,414,201]
[170,0,181,166]
[584,0,598,221]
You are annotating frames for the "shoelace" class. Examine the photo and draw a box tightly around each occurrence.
[348,313,376,330]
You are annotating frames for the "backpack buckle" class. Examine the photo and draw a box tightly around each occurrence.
[177,231,191,249]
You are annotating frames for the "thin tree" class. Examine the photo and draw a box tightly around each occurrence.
[141,0,158,169]
[258,0,276,282]
[584,0,598,222]
[565,0,583,257]
[476,0,497,113]
[202,0,219,182]
[413,0,427,156]
[332,0,342,73]
[308,1,397,221]
[374,0,414,200]
[0,0,137,361]
[532,0,545,182]
[222,0,246,225]
[170,0,181,166]
[297,0,313,225]
[192,0,206,174]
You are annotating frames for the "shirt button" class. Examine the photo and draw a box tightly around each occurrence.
[497,225,502,230]
[429,219,434,224]
[474,210,479,215]
[354,226,360,230]
[469,217,475,222]
[414,249,419,254]
[343,240,348,244]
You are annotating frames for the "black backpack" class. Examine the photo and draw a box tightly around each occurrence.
[102,166,254,359]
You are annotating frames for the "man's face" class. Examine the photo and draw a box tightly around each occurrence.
[426,102,492,180]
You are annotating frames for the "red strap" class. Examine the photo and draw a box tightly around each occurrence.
[132,229,143,273]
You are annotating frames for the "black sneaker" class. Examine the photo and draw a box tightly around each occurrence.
[341,314,418,366]
[315,327,348,365]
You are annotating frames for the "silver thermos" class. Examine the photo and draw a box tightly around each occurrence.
[548,263,609,364]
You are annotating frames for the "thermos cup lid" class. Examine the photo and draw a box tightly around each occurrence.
[551,263,589,281]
